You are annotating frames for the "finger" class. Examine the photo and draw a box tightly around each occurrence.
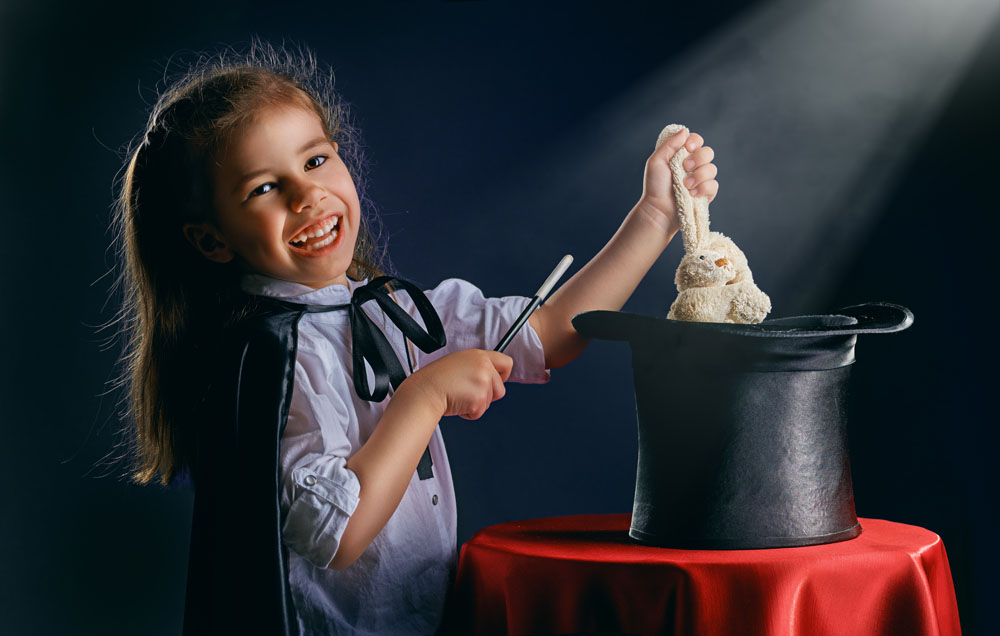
[467,404,488,420]
[459,403,484,420]
[705,180,719,202]
[489,351,514,382]
[490,372,507,403]
[656,128,690,156]
[683,146,715,171]
[692,180,719,200]
[684,132,704,152]
[682,163,718,190]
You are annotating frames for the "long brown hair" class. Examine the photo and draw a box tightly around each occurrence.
[110,39,390,486]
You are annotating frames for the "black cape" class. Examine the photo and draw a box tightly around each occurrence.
[182,278,445,635]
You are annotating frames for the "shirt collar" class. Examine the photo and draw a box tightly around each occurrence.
[239,273,369,305]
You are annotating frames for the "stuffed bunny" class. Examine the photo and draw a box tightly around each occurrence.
[655,124,771,324]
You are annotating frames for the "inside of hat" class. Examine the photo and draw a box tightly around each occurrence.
[757,314,858,331]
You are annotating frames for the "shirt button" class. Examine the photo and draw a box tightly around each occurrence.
[432,495,439,505]
[304,475,317,486]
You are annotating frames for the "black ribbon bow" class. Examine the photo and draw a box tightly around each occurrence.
[268,275,447,401]
[256,275,447,479]
[345,276,448,402]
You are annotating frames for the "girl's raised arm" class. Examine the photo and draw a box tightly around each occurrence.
[528,129,716,368]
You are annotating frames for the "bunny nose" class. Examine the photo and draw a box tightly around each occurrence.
[715,258,730,267]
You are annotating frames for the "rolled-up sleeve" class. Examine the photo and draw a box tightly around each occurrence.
[410,278,551,384]
[282,456,360,568]
[280,352,361,569]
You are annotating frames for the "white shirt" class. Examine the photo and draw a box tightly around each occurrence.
[239,273,550,636]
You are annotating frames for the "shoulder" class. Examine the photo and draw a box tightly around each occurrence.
[383,276,482,303]
[225,309,302,362]
[423,277,487,306]
[403,276,531,344]
[390,277,496,328]
[383,277,485,318]
[208,302,312,392]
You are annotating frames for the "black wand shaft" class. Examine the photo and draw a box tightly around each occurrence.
[493,255,574,353]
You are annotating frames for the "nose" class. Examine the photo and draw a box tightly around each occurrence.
[715,257,729,267]
[288,179,325,214]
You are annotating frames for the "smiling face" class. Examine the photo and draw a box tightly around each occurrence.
[184,103,361,290]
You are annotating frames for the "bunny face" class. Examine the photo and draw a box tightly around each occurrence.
[675,249,737,290]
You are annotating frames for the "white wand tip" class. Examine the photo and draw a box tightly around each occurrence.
[536,254,574,300]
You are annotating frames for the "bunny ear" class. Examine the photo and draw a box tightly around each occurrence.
[671,170,700,252]
[657,123,711,250]
[656,124,709,252]
[693,189,710,246]
[666,142,702,251]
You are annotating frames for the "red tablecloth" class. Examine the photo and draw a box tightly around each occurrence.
[442,514,960,636]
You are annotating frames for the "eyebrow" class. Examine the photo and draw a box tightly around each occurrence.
[231,137,332,194]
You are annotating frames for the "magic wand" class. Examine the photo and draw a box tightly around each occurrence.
[494,254,574,353]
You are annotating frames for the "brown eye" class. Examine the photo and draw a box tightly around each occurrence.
[306,155,327,170]
[249,183,275,198]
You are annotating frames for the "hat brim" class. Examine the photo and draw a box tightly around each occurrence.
[572,302,914,343]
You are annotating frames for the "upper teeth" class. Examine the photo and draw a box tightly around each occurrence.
[291,216,340,244]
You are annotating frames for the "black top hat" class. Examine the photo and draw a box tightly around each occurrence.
[572,302,913,549]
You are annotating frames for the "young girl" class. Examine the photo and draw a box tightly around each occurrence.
[114,41,717,636]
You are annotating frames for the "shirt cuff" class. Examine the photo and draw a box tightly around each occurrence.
[507,301,551,384]
[281,458,361,569]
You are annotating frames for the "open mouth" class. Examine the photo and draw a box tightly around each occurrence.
[289,216,340,251]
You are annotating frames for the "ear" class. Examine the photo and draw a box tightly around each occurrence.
[182,222,235,263]
[672,157,704,253]
[693,193,711,246]
[332,141,339,153]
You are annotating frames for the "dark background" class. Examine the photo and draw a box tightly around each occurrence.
[2,1,997,634]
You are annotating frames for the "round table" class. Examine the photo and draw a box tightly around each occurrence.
[441,514,961,636]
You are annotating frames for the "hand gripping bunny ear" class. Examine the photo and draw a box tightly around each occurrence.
[655,124,772,324]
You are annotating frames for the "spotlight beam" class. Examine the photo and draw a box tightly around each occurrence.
[483,0,999,315]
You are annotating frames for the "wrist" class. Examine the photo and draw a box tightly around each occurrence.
[393,373,447,420]
[631,198,679,240]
